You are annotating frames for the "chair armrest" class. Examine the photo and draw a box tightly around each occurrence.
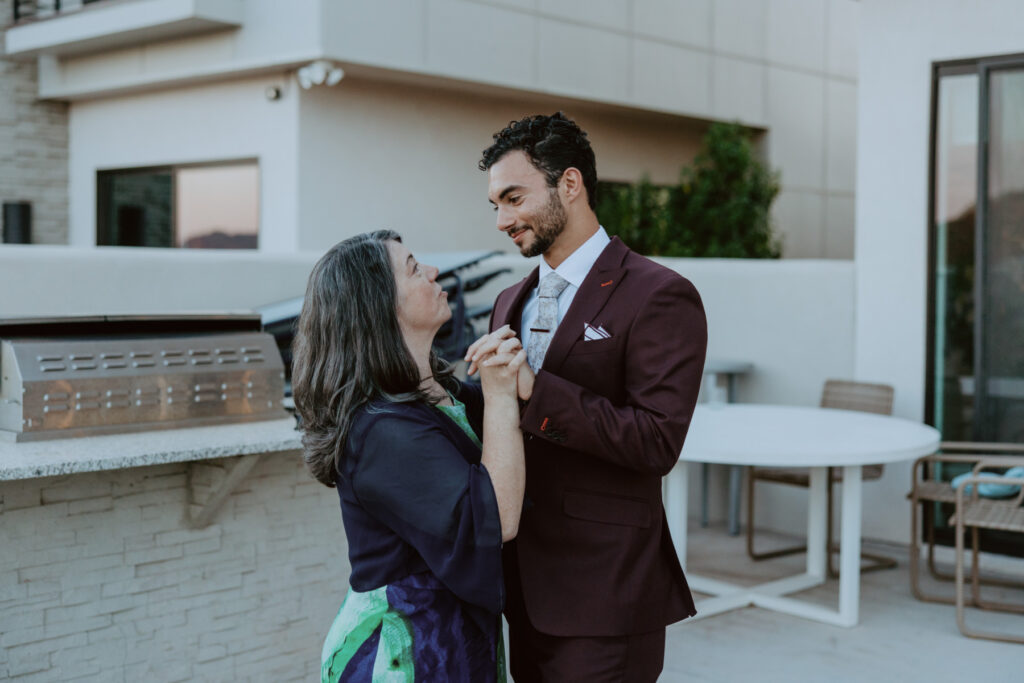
[910,453,1024,500]
[940,441,1024,455]
[954,475,1024,506]
[972,455,1024,472]
[912,453,990,487]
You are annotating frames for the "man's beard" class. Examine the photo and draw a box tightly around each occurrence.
[519,189,568,258]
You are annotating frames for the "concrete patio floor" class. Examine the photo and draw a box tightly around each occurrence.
[660,524,1023,682]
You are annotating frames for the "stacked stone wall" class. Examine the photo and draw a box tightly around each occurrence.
[0,453,348,681]
[0,0,69,244]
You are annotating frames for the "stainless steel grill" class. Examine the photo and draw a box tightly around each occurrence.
[0,314,287,442]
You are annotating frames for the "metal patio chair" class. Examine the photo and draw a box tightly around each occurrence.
[952,459,1024,643]
[909,442,1024,606]
[745,379,896,578]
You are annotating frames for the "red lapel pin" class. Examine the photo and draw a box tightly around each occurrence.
[600,280,614,287]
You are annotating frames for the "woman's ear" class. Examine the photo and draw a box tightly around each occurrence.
[560,167,584,204]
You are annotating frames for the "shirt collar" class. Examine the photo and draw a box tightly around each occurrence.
[538,226,611,289]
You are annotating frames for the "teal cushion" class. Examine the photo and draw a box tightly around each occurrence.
[951,466,1024,499]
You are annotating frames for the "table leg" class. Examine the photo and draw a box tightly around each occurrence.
[701,463,710,528]
[680,460,867,628]
[666,460,689,571]
[727,465,742,535]
[837,465,862,626]
[679,460,866,628]
[806,467,828,579]
[725,374,741,535]
[699,372,719,529]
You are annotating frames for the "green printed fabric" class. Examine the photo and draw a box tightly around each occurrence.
[321,586,416,682]
[436,397,483,448]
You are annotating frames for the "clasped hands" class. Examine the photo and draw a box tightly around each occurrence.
[464,325,535,401]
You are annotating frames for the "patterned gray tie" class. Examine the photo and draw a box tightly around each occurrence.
[527,272,570,372]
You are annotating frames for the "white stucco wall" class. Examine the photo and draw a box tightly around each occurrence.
[295,78,708,255]
[855,0,1024,542]
[0,245,317,316]
[67,74,300,252]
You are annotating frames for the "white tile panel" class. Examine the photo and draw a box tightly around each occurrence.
[765,0,826,71]
[633,0,712,49]
[538,0,629,31]
[326,0,425,69]
[825,79,857,193]
[427,0,537,87]
[474,0,537,11]
[765,66,825,190]
[712,55,765,125]
[538,19,630,102]
[632,39,712,117]
[824,193,855,259]
[827,0,859,80]
[772,189,825,258]
[713,0,766,60]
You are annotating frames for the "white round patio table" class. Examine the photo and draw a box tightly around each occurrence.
[666,403,940,627]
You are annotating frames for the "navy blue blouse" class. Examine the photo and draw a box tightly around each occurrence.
[335,382,504,630]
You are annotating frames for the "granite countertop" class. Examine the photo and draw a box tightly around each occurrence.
[0,418,302,481]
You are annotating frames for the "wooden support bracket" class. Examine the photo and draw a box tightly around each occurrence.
[186,453,263,529]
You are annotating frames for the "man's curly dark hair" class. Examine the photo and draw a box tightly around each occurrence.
[479,112,598,210]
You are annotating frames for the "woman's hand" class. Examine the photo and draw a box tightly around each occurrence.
[466,327,533,401]
[478,337,526,399]
[464,325,516,377]
[473,333,527,543]
[466,326,535,402]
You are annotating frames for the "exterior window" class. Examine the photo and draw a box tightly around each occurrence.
[97,161,259,249]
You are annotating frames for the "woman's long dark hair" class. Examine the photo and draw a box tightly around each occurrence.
[292,230,458,486]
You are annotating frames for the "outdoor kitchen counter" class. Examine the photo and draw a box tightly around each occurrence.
[0,417,301,481]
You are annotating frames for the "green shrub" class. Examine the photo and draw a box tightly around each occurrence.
[597,122,781,258]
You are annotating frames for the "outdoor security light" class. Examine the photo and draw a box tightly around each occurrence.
[296,60,345,89]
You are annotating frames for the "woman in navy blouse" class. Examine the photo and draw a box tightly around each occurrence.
[292,230,528,682]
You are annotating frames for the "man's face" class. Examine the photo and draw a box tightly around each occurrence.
[487,151,567,258]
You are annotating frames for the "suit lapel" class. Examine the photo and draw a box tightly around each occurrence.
[541,238,629,373]
[492,267,539,334]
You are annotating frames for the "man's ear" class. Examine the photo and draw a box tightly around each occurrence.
[559,167,584,204]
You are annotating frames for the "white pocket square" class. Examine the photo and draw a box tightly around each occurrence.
[583,322,611,341]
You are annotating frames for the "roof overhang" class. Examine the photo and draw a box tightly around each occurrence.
[4,0,243,59]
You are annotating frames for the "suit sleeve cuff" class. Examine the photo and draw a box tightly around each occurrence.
[518,370,569,443]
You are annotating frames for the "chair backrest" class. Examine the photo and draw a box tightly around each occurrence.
[820,379,894,416]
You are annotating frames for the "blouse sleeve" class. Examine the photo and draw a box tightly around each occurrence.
[349,410,504,615]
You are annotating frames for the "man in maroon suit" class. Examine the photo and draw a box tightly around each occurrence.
[466,112,707,681]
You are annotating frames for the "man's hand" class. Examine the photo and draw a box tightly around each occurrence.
[515,359,534,401]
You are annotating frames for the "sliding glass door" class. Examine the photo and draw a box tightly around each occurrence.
[929,56,1024,444]
[978,65,1024,443]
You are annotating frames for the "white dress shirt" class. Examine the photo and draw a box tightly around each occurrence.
[520,226,611,352]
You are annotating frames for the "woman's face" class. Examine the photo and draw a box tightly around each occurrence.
[387,240,451,339]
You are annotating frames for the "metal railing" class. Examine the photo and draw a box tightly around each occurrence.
[13,0,106,23]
